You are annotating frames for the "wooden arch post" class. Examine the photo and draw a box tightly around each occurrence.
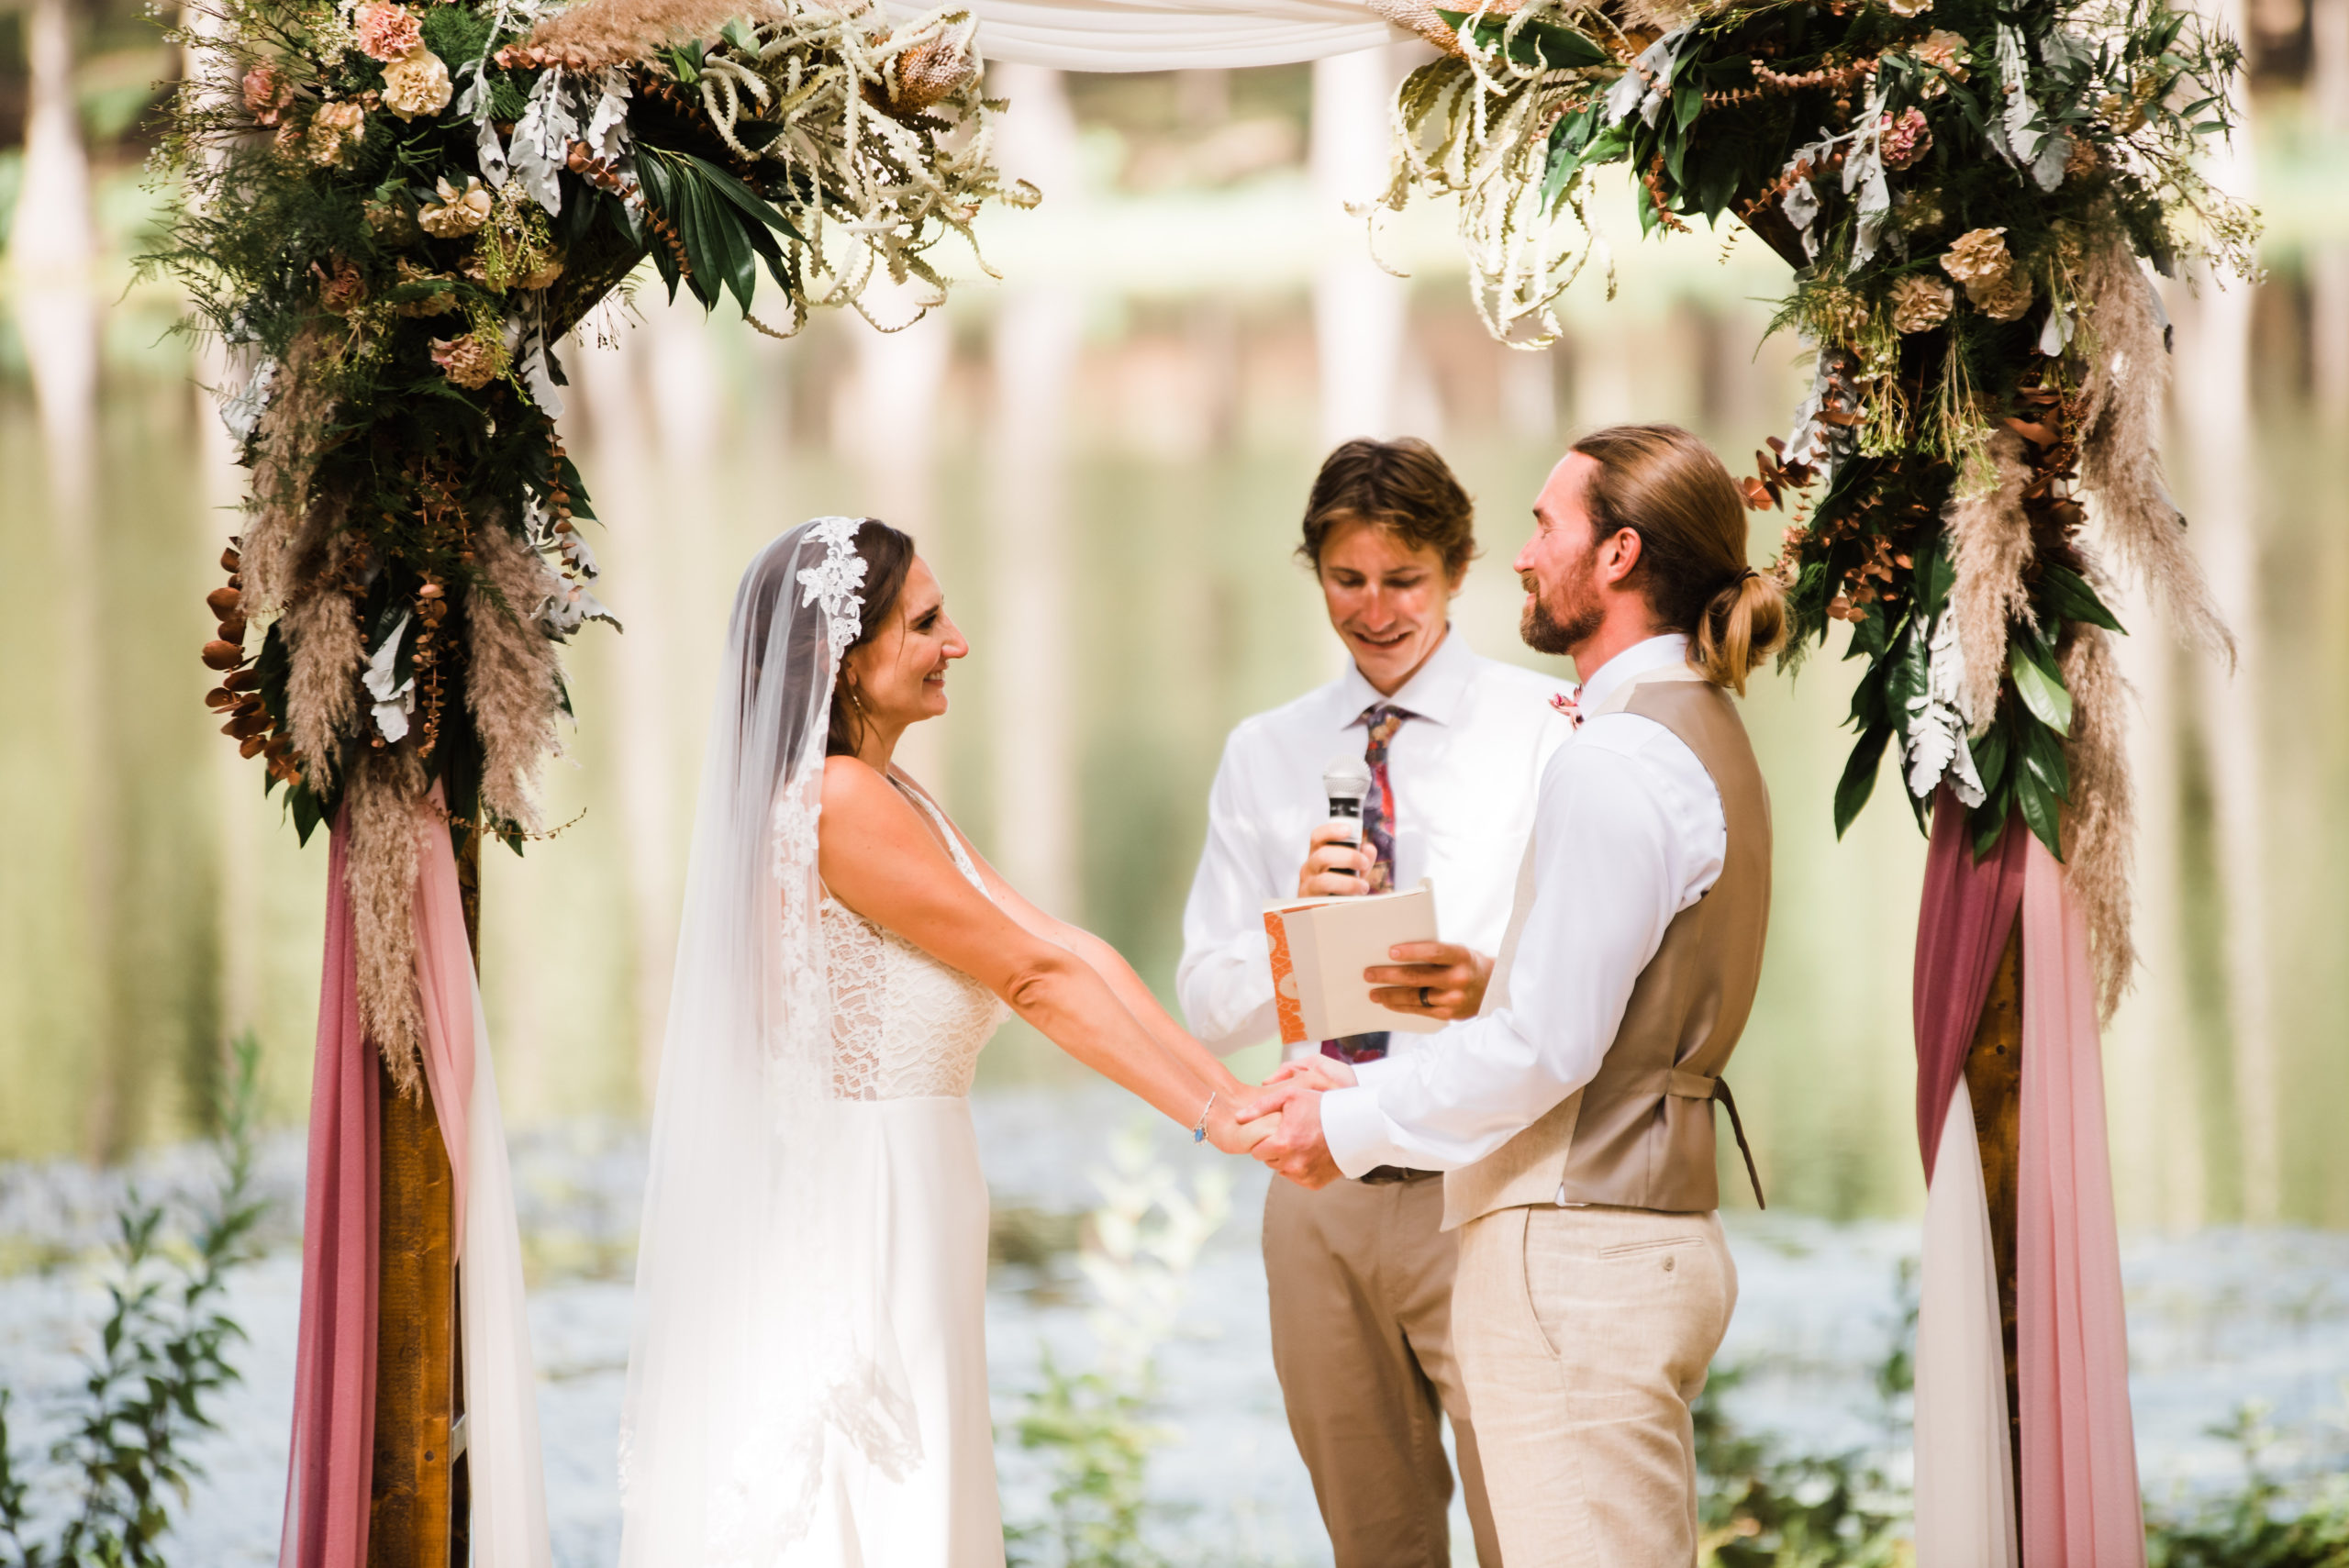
[370,824,480,1565]
[1966,920,2025,1549]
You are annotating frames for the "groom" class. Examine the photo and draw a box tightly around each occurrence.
[1241,424,1784,1567]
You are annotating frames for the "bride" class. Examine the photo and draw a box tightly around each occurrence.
[618,517,1267,1566]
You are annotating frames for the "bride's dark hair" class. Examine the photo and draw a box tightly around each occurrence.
[826,519,917,757]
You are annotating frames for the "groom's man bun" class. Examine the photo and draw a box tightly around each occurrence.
[1570,424,1788,695]
[1298,437,1478,578]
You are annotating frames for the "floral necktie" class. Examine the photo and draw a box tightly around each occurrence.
[1324,702,1409,1065]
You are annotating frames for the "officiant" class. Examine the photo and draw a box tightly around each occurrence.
[1176,438,1570,1568]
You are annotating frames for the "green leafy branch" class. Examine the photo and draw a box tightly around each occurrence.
[0,1034,269,1568]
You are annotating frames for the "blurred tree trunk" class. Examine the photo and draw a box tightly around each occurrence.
[12,0,121,1158]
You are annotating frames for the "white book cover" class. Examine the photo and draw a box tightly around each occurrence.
[1260,882,1442,1045]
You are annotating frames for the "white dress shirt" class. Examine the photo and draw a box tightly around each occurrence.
[1320,634,1731,1176]
[1176,628,1573,1061]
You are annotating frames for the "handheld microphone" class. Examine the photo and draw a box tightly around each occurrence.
[1322,755,1373,880]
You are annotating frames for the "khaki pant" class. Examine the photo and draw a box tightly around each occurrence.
[1452,1206,1737,1568]
[1264,1173,1502,1568]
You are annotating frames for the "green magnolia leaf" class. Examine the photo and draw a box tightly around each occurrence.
[1833,723,1894,839]
[2009,641,2074,735]
[1916,538,1955,621]
[2017,714,2070,800]
[1437,9,1610,69]
[1674,81,1703,131]
[2038,562,2126,633]
[1970,717,2009,795]
[2015,770,2065,860]
[1971,786,2012,861]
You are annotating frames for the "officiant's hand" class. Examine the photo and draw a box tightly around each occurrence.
[1297,823,1376,898]
[1366,942,1493,1022]
[1264,1055,1358,1093]
[1231,1080,1342,1190]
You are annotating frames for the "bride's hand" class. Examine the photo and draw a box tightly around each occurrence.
[1207,1095,1280,1155]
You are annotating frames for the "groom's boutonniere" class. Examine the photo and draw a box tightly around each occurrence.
[1551,690,1583,729]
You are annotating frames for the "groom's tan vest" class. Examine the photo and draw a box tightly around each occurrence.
[1443,664,1771,1229]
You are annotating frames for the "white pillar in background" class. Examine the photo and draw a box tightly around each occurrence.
[2312,0,2349,132]
[836,285,956,793]
[1310,46,1414,449]
[2103,588,2206,1231]
[985,64,1084,920]
[2167,27,2277,1220]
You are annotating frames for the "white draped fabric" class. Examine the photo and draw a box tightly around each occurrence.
[885,0,1400,70]
[459,980,555,1568]
[1913,1079,2019,1567]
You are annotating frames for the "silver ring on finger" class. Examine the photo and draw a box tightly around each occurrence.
[1419,985,1432,1009]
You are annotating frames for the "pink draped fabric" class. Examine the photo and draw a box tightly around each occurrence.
[1912,790,2032,1181]
[2017,834,2146,1563]
[278,817,382,1568]
[412,784,475,1256]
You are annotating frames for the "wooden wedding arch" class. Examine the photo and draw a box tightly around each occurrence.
[159,0,2251,1551]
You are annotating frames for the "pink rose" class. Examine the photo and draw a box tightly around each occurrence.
[355,2,424,63]
[241,61,287,125]
[1880,106,1932,171]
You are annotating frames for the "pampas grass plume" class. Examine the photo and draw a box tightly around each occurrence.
[521,0,788,69]
[1943,428,2036,731]
[2076,232,2235,665]
[344,748,429,1095]
[465,522,563,833]
[2060,621,2136,1018]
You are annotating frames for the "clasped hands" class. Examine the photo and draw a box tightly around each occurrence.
[1212,937,1493,1190]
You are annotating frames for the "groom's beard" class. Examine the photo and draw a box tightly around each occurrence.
[1520,570,1600,655]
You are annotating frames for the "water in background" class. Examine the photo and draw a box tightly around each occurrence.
[4,128,2348,1236]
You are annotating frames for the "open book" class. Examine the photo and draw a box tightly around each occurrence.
[1262,883,1443,1046]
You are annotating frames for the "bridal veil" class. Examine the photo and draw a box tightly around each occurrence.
[618,517,919,1565]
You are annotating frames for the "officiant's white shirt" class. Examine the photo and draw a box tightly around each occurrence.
[1176,627,1572,1062]
[1320,633,1731,1177]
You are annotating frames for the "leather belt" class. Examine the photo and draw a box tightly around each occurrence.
[1357,1165,1442,1185]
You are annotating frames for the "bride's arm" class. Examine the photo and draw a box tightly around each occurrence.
[892,775,1250,1101]
[821,761,1263,1150]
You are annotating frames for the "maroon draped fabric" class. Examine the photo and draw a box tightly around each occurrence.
[278,817,380,1568]
[1912,790,2032,1182]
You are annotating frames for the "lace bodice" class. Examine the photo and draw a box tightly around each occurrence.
[820,782,1008,1100]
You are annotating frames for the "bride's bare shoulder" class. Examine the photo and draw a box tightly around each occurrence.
[819,753,896,819]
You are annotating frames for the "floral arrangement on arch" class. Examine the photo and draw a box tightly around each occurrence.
[1375,0,2256,1010]
[151,0,1031,1087]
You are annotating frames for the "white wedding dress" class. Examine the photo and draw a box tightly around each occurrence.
[796,781,1010,1567]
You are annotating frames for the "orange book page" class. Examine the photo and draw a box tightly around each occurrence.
[1264,909,1308,1047]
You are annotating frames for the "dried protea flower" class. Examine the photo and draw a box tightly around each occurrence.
[419,175,494,238]
[394,258,462,316]
[1889,273,1954,334]
[1879,107,1931,170]
[314,255,369,314]
[308,101,366,167]
[1910,29,1968,89]
[430,333,507,390]
[1972,270,2034,323]
[1941,227,2014,291]
[382,46,453,122]
[888,28,978,111]
[364,195,420,243]
[355,2,425,62]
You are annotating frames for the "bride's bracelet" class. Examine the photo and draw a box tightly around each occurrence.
[1192,1091,1218,1144]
